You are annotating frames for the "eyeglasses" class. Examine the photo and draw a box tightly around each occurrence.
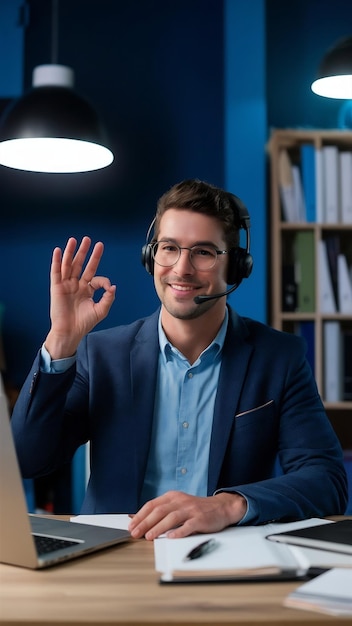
[151,240,228,271]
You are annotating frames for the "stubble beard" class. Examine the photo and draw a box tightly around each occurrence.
[162,297,218,320]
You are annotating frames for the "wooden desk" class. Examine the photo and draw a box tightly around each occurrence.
[0,534,351,626]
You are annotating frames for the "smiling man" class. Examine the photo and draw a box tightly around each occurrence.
[153,209,230,362]
[11,179,348,539]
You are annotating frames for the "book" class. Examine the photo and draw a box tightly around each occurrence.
[343,331,352,401]
[284,568,352,616]
[339,150,352,224]
[154,519,352,583]
[324,235,340,310]
[282,264,297,311]
[323,145,340,223]
[315,147,324,223]
[266,519,352,555]
[323,321,343,402]
[337,254,352,313]
[294,231,315,312]
[300,143,316,222]
[278,149,298,222]
[291,164,306,222]
[318,240,337,313]
[343,451,352,515]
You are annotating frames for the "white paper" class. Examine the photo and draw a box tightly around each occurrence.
[70,514,131,531]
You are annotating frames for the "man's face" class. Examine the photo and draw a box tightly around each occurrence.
[153,209,229,320]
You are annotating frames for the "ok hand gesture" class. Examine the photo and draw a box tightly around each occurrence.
[45,236,116,360]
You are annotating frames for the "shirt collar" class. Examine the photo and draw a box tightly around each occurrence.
[158,307,229,364]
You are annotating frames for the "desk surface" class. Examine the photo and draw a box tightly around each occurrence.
[0,529,351,626]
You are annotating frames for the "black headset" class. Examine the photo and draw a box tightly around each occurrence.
[141,193,253,288]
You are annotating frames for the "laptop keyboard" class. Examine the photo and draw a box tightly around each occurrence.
[33,534,79,555]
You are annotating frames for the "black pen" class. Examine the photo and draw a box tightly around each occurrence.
[184,538,219,561]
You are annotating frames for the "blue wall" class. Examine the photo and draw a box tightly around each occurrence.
[0,0,228,387]
[0,0,24,98]
[224,0,266,321]
[2,0,352,391]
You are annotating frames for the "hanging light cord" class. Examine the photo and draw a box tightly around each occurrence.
[51,0,59,64]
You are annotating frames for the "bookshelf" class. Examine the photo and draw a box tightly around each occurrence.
[268,129,352,448]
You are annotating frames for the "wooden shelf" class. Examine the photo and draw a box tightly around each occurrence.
[268,129,352,447]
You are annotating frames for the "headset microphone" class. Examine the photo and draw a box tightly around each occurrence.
[193,283,239,304]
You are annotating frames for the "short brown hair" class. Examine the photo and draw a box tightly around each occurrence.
[154,179,241,249]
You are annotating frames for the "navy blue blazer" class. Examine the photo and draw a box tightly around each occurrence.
[12,307,348,522]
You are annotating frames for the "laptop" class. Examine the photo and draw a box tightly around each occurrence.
[0,385,131,569]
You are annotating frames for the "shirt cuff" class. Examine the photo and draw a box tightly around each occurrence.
[40,343,76,374]
[236,493,258,525]
[213,489,258,525]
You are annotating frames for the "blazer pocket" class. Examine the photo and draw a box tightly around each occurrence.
[235,399,274,419]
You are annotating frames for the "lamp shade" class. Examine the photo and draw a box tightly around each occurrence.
[311,36,352,99]
[0,65,114,173]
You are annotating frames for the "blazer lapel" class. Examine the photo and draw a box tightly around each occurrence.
[207,310,254,494]
[129,311,160,497]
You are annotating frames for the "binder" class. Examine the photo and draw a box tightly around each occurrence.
[315,147,324,223]
[318,240,337,313]
[278,149,297,222]
[323,321,343,402]
[339,151,352,224]
[294,231,315,312]
[292,165,306,222]
[342,331,352,401]
[301,143,316,222]
[323,145,340,223]
[337,254,352,313]
[325,235,340,310]
[282,264,297,311]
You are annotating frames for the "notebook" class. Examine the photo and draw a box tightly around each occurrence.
[153,519,352,583]
[0,386,130,569]
[284,567,352,616]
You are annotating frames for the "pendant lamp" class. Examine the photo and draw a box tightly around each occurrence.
[311,36,352,99]
[0,2,114,173]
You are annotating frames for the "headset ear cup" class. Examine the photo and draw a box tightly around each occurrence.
[227,247,253,285]
[141,244,154,275]
[142,216,156,275]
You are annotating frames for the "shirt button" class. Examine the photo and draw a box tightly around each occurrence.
[182,421,189,429]
[188,372,193,379]
[181,467,187,475]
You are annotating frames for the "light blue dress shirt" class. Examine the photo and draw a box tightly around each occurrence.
[140,310,228,503]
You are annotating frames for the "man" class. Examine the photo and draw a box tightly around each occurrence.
[12,179,347,540]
